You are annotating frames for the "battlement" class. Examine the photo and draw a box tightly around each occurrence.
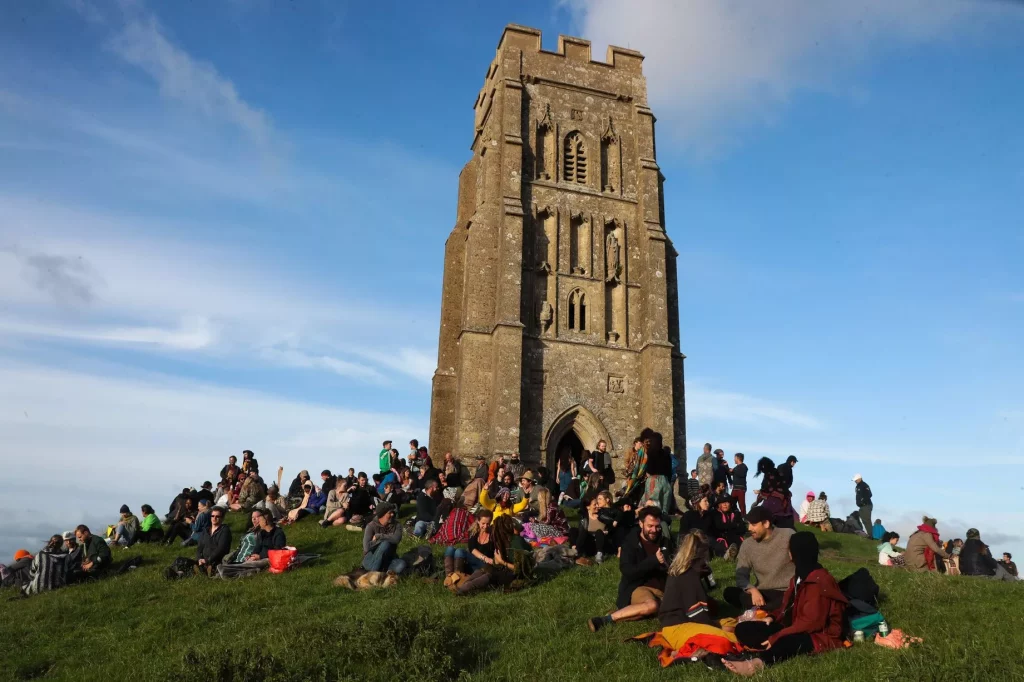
[497,24,644,74]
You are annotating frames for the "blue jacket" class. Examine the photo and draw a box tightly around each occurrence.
[306,489,327,512]
[376,472,397,495]
[872,521,887,541]
[191,510,211,537]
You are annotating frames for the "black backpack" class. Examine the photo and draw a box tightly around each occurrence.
[163,556,197,580]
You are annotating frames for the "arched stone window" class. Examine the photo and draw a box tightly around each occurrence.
[568,288,587,332]
[563,131,587,184]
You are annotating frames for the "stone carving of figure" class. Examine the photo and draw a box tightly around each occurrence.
[605,232,621,283]
[539,300,553,335]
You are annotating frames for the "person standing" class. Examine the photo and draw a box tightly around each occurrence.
[712,449,731,491]
[379,440,393,474]
[730,453,748,515]
[696,443,715,488]
[776,456,797,493]
[853,474,873,529]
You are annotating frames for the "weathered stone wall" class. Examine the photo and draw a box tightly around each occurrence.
[429,24,686,473]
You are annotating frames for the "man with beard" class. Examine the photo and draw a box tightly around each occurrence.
[723,507,795,612]
[587,507,675,632]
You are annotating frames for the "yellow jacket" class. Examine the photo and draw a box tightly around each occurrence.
[479,487,529,518]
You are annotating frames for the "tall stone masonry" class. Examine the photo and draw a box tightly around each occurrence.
[430,25,686,475]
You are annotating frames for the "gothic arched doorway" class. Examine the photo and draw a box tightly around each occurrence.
[543,404,612,471]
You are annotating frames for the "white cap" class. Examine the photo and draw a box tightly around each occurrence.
[852,474,862,481]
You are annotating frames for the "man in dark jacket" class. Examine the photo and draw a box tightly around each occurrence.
[587,507,674,632]
[1000,553,1017,578]
[412,480,440,537]
[776,456,797,493]
[853,474,873,529]
[960,529,1016,582]
[196,507,233,574]
[72,525,111,581]
[712,449,731,490]
[346,472,377,524]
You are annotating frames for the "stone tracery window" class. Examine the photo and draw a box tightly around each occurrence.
[568,288,587,332]
[563,131,587,184]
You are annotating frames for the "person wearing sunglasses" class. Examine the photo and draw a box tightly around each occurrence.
[197,506,233,576]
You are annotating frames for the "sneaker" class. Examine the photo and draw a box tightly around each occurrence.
[594,552,604,564]
[319,520,330,529]
[725,543,739,562]
[587,616,606,633]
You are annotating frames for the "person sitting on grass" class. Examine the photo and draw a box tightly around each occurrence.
[346,472,378,527]
[287,469,312,503]
[196,506,232,575]
[725,532,848,677]
[905,516,949,573]
[454,515,529,595]
[522,487,570,542]
[164,497,197,545]
[798,492,815,524]
[573,495,611,564]
[711,495,745,561]
[804,493,832,532]
[680,494,714,537]
[443,508,494,588]
[872,519,887,541]
[361,502,406,575]
[134,499,163,540]
[877,532,905,567]
[181,498,212,547]
[107,505,140,547]
[412,479,441,538]
[71,525,111,582]
[658,530,720,628]
[723,507,795,613]
[283,482,324,525]
[320,479,351,528]
[959,528,1017,582]
[479,480,529,519]
[217,508,286,578]
[254,483,287,522]
[1000,553,1017,578]
[588,506,674,632]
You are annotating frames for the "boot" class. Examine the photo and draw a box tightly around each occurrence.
[454,556,467,575]
[444,555,455,577]
[456,571,491,596]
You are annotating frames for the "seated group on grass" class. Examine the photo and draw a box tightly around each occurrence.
[6,428,1019,682]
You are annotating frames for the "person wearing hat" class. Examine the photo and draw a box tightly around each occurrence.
[905,515,948,572]
[0,549,34,589]
[61,530,78,553]
[362,502,406,574]
[108,505,140,547]
[726,532,849,676]
[776,456,797,493]
[852,474,873,530]
[723,506,795,613]
[959,528,1016,582]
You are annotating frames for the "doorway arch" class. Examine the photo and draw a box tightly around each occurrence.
[543,404,613,470]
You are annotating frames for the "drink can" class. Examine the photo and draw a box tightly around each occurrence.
[853,630,865,643]
[878,621,889,636]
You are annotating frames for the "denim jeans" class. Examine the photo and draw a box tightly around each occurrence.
[442,546,484,572]
[413,520,430,537]
[362,540,407,574]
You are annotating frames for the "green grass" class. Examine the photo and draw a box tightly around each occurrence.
[1,511,1020,682]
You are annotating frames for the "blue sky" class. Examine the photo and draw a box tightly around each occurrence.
[1,0,1022,561]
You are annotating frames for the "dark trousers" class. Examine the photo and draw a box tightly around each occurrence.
[137,528,164,543]
[572,529,608,557]
[731,489,747,515]
[723,586,786,612]
[164,521,191,542]
[734,621,814,665]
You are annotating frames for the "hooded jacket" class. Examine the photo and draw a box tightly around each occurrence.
[959,538,999,577]
[905,525,948,572]
[769,568,849,652]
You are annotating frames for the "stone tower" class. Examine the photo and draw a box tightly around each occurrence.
[429,25,686,473]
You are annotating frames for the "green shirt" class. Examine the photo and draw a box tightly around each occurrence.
[141,513,162,532]
[379,448,391,473]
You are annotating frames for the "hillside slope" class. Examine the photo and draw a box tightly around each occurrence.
[0,514,1019,682]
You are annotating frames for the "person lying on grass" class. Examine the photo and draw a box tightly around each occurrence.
[588,505,674,632]
[725,532,848,677]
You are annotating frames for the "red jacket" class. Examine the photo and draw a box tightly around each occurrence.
[769,568,849,652]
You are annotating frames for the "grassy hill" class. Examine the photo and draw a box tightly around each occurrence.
[0,510,1020,682]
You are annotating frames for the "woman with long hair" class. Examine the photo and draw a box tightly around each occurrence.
[659,530,716,628]
[443,508,493,588]
[455,515,528,595]
[522,487,569,543]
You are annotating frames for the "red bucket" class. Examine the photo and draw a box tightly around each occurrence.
[267,547,297,574]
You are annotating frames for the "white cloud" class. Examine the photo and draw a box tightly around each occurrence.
[688,384,821,429]
[569,0,1001,155]
[108,14,274,151]
[0,196,437,384]
[0,360,427,559]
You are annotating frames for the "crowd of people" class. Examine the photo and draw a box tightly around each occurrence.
[1,434,1019,672]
